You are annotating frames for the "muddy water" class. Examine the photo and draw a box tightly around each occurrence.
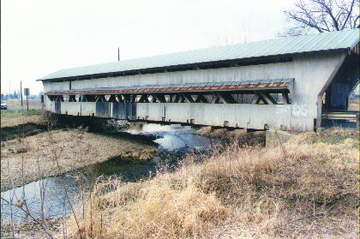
[1,124,214,222]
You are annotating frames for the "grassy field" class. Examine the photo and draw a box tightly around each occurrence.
[57,128,358,238]
[1,109,41,118]
[5,99,42,109]
[1,109,44,128]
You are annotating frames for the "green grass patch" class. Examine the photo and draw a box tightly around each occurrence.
[313,135,357,145]
[308,129,359,145]
[1,109,42,119]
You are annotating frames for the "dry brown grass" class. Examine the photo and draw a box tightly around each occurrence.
[197,127,265,146]
[1,128,157,191]
[1,109,45,128]
[66,179,229,238]
[348,98,359,111]
[61,129,358,238]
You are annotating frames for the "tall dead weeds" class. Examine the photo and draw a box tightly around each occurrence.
[63,129,358,238]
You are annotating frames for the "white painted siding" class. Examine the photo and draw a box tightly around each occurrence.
[44,51,346,131]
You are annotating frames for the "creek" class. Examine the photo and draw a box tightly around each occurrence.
[1,124,215,223]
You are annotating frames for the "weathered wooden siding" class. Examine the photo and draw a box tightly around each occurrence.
[44,52,348,131]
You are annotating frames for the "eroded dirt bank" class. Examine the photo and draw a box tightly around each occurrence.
[1,127,157,191]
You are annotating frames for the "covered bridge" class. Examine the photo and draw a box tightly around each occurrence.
[39,29,359,131]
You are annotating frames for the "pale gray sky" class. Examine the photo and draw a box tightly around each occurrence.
[1,0,294,95]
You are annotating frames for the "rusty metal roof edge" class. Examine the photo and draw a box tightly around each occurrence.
[45,78,294,95]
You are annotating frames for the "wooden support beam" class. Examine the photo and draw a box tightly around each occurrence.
[251,94,260,104]
[168,95,173,103]
[179,95,186,103]
[151,94,159,102]
[96,95,106,102]
[123,95,131,103]
[210,94,219,104]
[117,95,124,103]
[151,95,157,103]
[252,92,275,105]
[183,94,195,103]
[108,95,117,102]
[152,94,166,103]
[218,93,238,103]
[173,94,181,103]
[179,95,187,103]
[69,95,76,102]
[282,92,290,104]
[139,94,150,103]
[83,95,88,102]
[259,92,277,105]
[214,93,227,104]
[215,96,222,103]
[195,94,209,103]
[158,94,166,103]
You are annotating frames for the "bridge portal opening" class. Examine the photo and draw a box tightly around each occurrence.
[321,53,359,128]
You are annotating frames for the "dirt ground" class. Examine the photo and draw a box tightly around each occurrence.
[1,127,157,191]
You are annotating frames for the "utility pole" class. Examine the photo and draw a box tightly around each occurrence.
[20,81,23,106]
[24,88,30,111]
[118,47,120,61]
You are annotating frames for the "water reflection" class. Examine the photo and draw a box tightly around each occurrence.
[1,123,213,222]
[1,175,80,222]
[127,123,212,151]
[1,158,157,222]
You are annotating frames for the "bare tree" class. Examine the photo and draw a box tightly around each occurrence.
[284,0,359,35]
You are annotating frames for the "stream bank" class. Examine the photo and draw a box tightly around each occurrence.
[1,127,157,191]
[1,123,216,227]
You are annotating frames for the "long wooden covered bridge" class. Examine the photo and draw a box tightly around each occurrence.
[39,29,359,131]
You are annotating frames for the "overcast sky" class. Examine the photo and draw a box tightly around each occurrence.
[1,0,295,95]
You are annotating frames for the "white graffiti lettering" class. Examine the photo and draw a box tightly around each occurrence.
[275,104,308,117]
[292,103,308,117]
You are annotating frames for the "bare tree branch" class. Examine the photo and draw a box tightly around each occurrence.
[1,197,55,239]
[341,0,356,29]
[353,15,360,28]
[284,0,359,33]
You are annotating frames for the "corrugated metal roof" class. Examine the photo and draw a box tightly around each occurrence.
[40,29,359,81]
[46,78,293,95]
